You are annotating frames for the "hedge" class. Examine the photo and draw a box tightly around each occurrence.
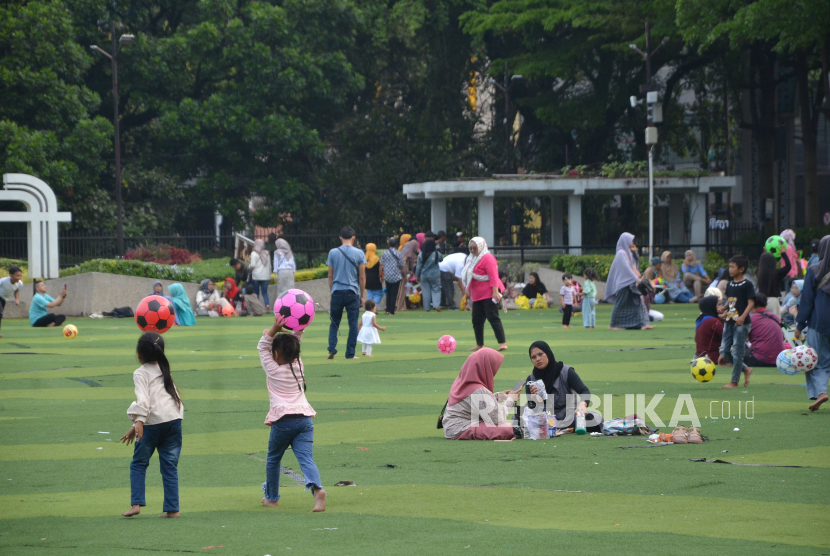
[550,251,726,282]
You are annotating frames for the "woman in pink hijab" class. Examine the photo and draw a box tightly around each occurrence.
[441,348,518,440]
[416,232,426,250]
[780,229,800,280]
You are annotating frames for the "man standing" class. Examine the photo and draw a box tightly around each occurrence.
[438,252,467,310]
[326,227,366,359]
[380,237,406,315]
[0,266,24,338]
[453,232,469,255]
[435,231,447,254]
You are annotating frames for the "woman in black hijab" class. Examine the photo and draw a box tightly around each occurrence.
[525,341,602,432]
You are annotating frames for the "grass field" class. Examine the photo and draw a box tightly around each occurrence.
[1,305,828,555]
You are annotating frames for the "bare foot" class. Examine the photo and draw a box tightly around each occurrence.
[311,488,327,512]
[809,393,829,412]
[47,322,56,327]
[327,353,335,359]
[365,354,373,357]
[743,367,753,387]
[609,327,623,331]
[717,356,727,366]
[497,344,508,351]
[348,356,360,359]
[158,512,180,518]
[640,325,654,330]
[261,498,280,507]
[720,382,739,389]
[469,345,483,352]
[122,505,141,517]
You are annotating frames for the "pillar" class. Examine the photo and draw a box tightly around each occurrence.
[430,198,447,234]
[477,194,494,246]
[689,193,707,258]
[568,194,582,255]
[668,194,685,247]
[550,196,564,246]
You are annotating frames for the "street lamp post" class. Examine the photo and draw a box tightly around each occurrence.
[91,23,134,257]
[489,63,523,172]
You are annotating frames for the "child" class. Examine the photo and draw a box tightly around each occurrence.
[120,332,184,518]
[357,299,386,356]
[259,314,326,512]
[780,280,803,325]
[717,254,755,388]
[559,273,576,328]
[581,268,598,328]
[0,266,24,338]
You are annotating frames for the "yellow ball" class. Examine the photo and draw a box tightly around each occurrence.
[691,356,715,382]
[409,293,421,304]
[62,324,78,339]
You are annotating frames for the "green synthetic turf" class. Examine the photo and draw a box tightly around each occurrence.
[0,306,828,555]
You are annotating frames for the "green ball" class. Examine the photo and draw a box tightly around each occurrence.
[764,235,787,259]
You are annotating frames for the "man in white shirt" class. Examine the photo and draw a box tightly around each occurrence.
[0,266,24,338]
[438,252,467,310]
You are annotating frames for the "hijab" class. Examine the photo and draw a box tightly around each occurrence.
[421,239,436,258]
[792,280,804,296]
[812,235,830,294]
[461,237,491,288]
[661,250,679,283]
[402,239,419,265]
[398,234,412,251]
[684,250,700,268]
[199,279,214,296]
[365,243,380,268]
[528,341,563,394]
[253,239,269,263]
[223,278,239,300]
[152,280,164,296]
[448,347,504,405]
[604,232,639,301]
[696,296,720,329]
[168,283,196,326]
[416,233,426,250]
[275,238,293,262]
[781,229,796,251]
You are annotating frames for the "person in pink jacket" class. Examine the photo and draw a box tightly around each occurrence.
[462,237,507,352]
[781,229,800,281]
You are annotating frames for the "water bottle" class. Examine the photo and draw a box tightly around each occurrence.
[547,412,556,439]
[575,412,587,435]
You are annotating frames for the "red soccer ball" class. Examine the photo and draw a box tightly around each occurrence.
[135,295,175,334]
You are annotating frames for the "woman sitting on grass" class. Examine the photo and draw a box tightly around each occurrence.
[195,279,221,316]
[695,296,724,364]
[442,348,519,440]
[168,283,196,326]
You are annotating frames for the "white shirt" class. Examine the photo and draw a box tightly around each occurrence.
[127,362,184,425]
[0,277,23,301]
[250,251,272,281]
[438,252,467,278]
[273,252,297,272]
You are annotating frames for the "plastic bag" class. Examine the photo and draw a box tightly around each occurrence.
[532,293,549,309]
[602,418,646,436]
[515,295,531,310]
[522,411,549,440]
[527,379,547,400]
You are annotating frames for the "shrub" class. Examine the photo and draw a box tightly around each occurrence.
[295,266,328,282]
[550,251,726,282]
[0,258,29,281]
[60,259,196,281]
[124,244,200,265]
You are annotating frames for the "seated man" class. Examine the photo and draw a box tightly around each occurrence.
[30,280,67,327]
[744,293,785,368]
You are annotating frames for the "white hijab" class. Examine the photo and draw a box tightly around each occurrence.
[462,237,490,288]
[604,232,639,302]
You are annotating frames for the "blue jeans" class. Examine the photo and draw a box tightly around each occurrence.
[262,416,322,501]
[420,274,441,311]
[806,329,830,399]
[582,297,596,327]
[366,289,384,306]
[252,280,270,309]
[720,321,751,384]
[328,289,360,358]
[130,419,182,512]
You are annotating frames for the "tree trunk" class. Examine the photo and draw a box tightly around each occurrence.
[796,54,821,227]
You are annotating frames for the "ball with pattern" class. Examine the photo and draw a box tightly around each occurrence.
[438,334,457,354]
[273,288,316,331]
[776,349,798,375]
[135,295,175,334]
[790,345,818,371]
[221,304,235,317]
[62,324,78,339]
[691,356,716,382]
[764,235,787,259]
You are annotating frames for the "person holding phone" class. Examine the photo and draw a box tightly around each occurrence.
[29,280,67,328]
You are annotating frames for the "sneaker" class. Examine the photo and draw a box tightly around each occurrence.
[672,425,688,444]
[686,427,703,444]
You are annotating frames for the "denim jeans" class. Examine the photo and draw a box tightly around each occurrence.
[252,280,270,309]
[328,289,360,358]
[130,419,182,512]
[720,321,751,384]
[366,289,384,306]
[805,329,830,399]
[420,274,441,311]
[262,416,322,501]
[582,297,596,327]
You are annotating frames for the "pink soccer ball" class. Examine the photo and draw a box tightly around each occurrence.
[790,345,818,371]
[438,334,457,354]
[273,289,316,331]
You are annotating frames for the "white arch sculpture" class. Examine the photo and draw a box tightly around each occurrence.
[0,173,72,279]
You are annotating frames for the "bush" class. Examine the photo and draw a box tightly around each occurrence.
[295,266,328,282]
[125,244,200,265]
[60,259,196,281]
[0,258,28,280]
[550,251,726,282]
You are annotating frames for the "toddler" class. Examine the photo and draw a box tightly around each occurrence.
[560,274,576,328]
[581,268,598,328]
[357,299,386,356]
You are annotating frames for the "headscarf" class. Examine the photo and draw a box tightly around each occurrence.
[780,229,796,251]
[152,280,164,296]
[792,280,804,295]
[528,341,563,394]
[402,239,419,269]
[684,250,700,268]
[168,283,196,326]
[421,239,436,258]
[253,239,269,263]
[696,296,720,329]
[604,233,639,302]
[461,237,491,288]
[398,234,412,251]
[704,286,722,300]
[223,277,239,300]
[416,233,426,250]
[199,279,213,296]
[661,250,679,283]
[448,347,504,405]
[275,238,293,262]
[813,235,830,295]
[365,243,379,268]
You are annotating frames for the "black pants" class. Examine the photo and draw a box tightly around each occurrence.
[385,280,400,314]
[0,296,4,330]
[562,304,573,325]
[742,354,776,368]
[32,314,66,327]
[472,299,506,346]
[440,272,457,309]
